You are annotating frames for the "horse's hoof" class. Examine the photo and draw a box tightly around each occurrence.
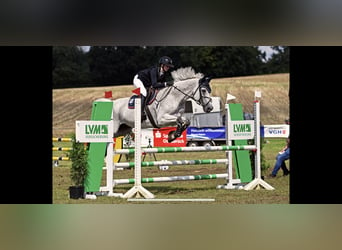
[168,131,176,142]
[168,136,175,143]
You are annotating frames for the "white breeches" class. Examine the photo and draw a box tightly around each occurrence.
[133,75,147,96]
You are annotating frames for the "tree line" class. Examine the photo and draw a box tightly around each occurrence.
[52,46,289,88]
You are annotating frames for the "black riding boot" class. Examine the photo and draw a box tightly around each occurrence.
[141,95,147,121]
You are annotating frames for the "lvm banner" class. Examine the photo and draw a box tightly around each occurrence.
[75,120,113,143]
[227,120,255,140]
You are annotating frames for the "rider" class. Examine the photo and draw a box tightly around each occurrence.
[133,56,175,121]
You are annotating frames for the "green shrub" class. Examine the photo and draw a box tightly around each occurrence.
[69,133,88,186]
[248,138,270,176]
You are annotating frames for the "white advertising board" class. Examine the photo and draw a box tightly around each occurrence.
[263,124,289,138]
[75,120,113,142]
[227,120,255,140]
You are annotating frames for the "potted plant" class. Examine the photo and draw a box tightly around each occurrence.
[68,133,88,199]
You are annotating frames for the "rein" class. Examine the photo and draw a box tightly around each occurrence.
[172,82,212,106]
[155,86,173,103]
[172,84,201,105]
[155,79,211,106]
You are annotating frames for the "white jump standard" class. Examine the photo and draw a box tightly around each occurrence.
[122,97,155,199]
[217,91,274,190]
[242,91,274,190]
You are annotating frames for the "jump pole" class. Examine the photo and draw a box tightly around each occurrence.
[122,90,155,199]
[115,145,256,154]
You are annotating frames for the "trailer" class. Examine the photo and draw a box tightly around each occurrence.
[186,126,226,146]
[184,97,227,146]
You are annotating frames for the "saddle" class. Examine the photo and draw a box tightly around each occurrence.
[128,88,160,128]
[128,88,158,109]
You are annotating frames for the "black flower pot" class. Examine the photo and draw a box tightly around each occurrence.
[69,186,85,199]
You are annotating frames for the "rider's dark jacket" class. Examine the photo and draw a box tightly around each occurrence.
[137,66,172,89]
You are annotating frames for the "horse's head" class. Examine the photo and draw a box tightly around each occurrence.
[198,76,213,113]
[170,67,214,113]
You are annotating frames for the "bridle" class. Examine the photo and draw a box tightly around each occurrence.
[156,78,212,107]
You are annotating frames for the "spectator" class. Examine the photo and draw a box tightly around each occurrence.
[269,136,290,177]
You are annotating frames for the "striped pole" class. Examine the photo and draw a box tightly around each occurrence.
[114,173,228,185]
[52,147,72,151]
[114,158,228,168]
[52,137,72,142]
[52,156,70,161]
[115,145,256,155]
[52,140,72,165]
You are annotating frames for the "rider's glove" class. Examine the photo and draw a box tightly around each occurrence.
[165,80,174,87]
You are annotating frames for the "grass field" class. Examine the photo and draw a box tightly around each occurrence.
[53,138,289,204]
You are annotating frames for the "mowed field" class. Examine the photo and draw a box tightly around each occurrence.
[53,73,289,137]
[52,73,290,204]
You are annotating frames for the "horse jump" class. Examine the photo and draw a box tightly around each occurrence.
[76,80,274,199]
[88,91,273,200]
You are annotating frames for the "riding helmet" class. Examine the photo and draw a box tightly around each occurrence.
[159,56,174,68]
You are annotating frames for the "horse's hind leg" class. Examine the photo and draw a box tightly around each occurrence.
[113,120,120,138]
[114,124,133,138]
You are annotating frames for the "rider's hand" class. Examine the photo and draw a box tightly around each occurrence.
[166,80,174,86]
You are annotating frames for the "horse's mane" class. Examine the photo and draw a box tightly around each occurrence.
[171,67,203,82]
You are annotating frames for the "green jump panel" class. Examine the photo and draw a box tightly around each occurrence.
[228,103,253,183]
[85,101,113,193]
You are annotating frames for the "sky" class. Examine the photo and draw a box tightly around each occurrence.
[259,46,277,60]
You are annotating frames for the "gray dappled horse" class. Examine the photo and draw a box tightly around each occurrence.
[112,67,213,142]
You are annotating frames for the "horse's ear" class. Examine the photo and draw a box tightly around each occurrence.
[205,76,212,82]
[200,75,212,84]
[199,75,212,93]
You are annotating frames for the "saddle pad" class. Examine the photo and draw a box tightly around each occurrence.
[128,95,138,109]
[128,89,158,109]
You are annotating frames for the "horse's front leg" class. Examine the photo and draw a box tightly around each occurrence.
[174,116,190,137]
[167,116,190,143]
[158,113,179,127]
